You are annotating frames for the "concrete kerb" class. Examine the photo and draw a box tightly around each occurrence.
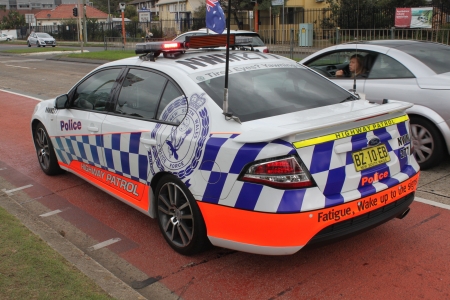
[0,177,146,300]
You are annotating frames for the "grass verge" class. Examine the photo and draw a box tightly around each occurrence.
[2,47,80,53]
[65,50,136,61]
[0,206,113,300]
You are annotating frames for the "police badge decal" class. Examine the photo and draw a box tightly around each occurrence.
[148,93,209,180]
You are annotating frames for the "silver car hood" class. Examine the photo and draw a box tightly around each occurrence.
[417,72,450,90]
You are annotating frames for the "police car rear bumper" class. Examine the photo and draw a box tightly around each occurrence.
[198,172,419,255]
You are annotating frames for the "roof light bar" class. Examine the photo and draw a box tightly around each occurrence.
[135,41,184,55]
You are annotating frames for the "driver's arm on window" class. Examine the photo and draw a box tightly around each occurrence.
[335,70,344,77]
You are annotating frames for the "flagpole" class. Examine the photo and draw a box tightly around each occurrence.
[223,0,231,117]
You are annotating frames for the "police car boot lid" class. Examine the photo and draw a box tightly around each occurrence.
[234,100,413,143]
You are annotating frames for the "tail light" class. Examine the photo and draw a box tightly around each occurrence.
[241,156,313,189]
[263,48,269,53]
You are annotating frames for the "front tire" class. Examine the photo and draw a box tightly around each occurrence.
[34,123,63,175]
[410,116,445,170]
[155,175,209,255]
[36,42,40,47]
[27,41,31,47]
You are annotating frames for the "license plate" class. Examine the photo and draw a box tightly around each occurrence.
[352,144,391,172]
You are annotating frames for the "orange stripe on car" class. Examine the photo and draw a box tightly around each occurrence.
[59,161,150,211]
[198,173,419,247]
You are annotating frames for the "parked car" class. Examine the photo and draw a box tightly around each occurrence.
[0,33,14,41]
[27,32,56,47]
[173,28,269,53]
[31,38,419,256]
[300,40,450,169]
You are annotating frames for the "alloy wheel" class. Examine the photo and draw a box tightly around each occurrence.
[157,182,194,248]
[35,127,51,171]
[411,123,434,164]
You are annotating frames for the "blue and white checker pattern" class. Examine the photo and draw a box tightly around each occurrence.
[53,132,150,184]
[191,121,419,214]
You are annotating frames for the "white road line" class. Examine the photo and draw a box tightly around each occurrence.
[5,64,31,69]
[415,197,450,211]
[2,184,33,196]
[0,89,44,101]
[88,238,122,251]
[39,209,63,217]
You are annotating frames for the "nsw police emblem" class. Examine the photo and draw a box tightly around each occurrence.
[148,93,209,179]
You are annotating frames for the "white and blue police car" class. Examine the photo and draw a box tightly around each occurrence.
[31,35,420,255]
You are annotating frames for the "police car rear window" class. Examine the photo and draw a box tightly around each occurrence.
[197,67,355,122]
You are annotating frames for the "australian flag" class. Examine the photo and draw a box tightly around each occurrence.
[206,0,226,34]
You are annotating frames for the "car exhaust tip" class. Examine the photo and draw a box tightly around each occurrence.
[396,207,410,219]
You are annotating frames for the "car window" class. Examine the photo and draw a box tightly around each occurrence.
[115,69,167,120]
[174,32,207,42]
[367,54,414,79]
[72,68,122,111]
[396,43,450,74]
[306,50,372,78]
[157,81,185,122]
[197,66,356,122]
[37,33,51,38]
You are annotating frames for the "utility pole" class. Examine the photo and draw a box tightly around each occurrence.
[119,2,126,45]
[83,0,88,43]
[77,0,84,53]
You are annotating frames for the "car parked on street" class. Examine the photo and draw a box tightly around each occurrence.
[31,36,418,256]
[173,28,269,53]
[27,32,56,47]
[300,40,450,169]
[0,33,14,41]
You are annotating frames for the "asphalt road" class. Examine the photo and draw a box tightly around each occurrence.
[1,53,450,300]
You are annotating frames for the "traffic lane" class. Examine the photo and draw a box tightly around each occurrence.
[2,91,450,299]
[0,55,97,99]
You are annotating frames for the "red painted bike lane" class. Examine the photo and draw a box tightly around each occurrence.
[1,91,449,299]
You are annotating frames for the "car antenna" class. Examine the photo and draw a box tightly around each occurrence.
[223,0,241,124]
[352,0,359,97]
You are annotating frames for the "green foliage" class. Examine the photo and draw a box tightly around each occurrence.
[124,5,137,19]
[1,10,26,29]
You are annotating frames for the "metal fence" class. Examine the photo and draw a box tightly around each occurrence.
[257,28,450,60]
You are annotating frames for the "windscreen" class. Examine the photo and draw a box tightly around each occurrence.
[196,66,356,122]
[37,33,51,38]
[397,43,450,74]
[235,34,265,46]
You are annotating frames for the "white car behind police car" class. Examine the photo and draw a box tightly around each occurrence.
[31,36,420,256]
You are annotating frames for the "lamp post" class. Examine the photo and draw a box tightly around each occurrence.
[119,2,126,45]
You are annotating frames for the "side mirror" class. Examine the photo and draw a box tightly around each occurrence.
[55,94,68,109]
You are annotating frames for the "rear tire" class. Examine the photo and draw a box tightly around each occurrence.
[410,116,445,170]
[34,123,63,175]
[155,175,209,255]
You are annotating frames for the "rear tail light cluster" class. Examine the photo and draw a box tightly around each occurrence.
[263,48,269,53]
[241,156,313,189]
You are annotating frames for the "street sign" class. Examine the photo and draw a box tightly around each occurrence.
[25,14,36,24]
[139,11,151,22]
[271,0,283,6]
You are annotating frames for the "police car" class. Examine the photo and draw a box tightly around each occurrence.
[31,35,420,256]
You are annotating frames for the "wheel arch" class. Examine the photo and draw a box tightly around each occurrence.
[148,171,173,218]
[406,104,450,155]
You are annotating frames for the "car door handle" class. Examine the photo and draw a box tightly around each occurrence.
[140,138,157,146]
[87,126,99,132]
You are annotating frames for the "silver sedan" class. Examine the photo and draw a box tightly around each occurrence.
[27,32,56,47]
[300,40,450,169]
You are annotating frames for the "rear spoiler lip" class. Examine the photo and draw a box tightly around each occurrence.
[233,101,413,143]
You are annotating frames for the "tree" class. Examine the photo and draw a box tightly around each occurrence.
[124,5,137,19]
[2,10,26,29]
